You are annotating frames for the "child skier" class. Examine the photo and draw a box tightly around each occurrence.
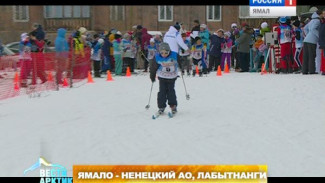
[277,16,293,73]
[113,31,123,75]
[191,37,207,76]
[221,32,232,71]
[147,38,157,70]
[179,33,192,75]
[292,20,303,73]
[19,33,32,87]
[149,42,179,114]
[122,33,136,73]
[91,38,104,77]
[251,34,265,72]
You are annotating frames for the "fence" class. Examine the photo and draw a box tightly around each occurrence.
[0,48,91,100]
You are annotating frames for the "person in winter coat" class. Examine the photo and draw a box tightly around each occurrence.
[230,23,240,69]
[260,22,271,36]
[101,34,112,73]
[163,22,189,55]
[54,28,69,86]
[221,32,233,71]
[277,16,294,73]
[199,24,210,50]
[209,29,224,72]
[251,34,265,72]
[19,33,33,87]
[113,31,123,75]
[302,10,323,74]
[73,31,85,57]
[149,42,179,114]
[235,26,254,72]
[190,20,200,45]
[292,20,304,72]
[319,9,325,75]
[141,28,152,72]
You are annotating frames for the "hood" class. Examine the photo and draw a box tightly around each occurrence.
[167,26,178,34]
[57,28,67,38]
[311,12,320,19]
[142,28,148,34]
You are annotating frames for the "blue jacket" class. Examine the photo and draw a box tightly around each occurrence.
[319,18,325,49]
[102,37,111,57]
[55,28,69,59]
[199,29,210,50]
[304,12,321,44]
[209,34,224,57]
[150,51,179,80]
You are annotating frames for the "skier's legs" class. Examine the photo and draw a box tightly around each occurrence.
[294,47,302,68]
[114,54,122,75]
[302,43,309,74]
[221,54,226,71]
[166,79,177,107]
[158,79,168,109]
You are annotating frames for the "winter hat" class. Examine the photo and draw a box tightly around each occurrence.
[132,25,137,29]
[241,22,248,27]
[231,23,237,28]
[98,38,104,45]
[159,42,171,52]
[200,24,207,29]
[194,20,200,24]
[194,36,201,43]
[224,32,231,37]
[174,22,181,31]
[21,33,29,41]
[261,22,268,29]
[293,20,300,27]
[137,25,143,30]
[79,27,87,34]
[116,31,122,36]
[217,29,224,33]
[279,17,287,24]
[150,38,155,43]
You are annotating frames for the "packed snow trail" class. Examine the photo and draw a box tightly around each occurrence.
[0,72,324,177]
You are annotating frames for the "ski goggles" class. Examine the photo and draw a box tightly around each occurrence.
[160,50,170,55]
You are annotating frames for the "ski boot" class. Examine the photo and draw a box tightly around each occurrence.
[158,108,165,114]
[170,105,177,114]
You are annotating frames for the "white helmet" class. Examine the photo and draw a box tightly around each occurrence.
[261,22,268,29]
[231,23,237,28]
[98,38,104,45]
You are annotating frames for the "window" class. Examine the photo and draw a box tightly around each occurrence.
[206,6,221,21]
[239,6,250,18]
[44,6,90,18]
[110,6,125,21]
[158,6,173,21]
[13,6,29,22]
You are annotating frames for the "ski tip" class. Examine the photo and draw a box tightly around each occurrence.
[152,115,156,119]
[168,112,173,118]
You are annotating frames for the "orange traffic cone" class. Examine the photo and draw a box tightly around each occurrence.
[62,77,69,87]
[106,70,113,81]
[47,71,53,82]
[195,65,199,75]
[261,63,267,75]
[217,65,222,76]
[14,72,19,83]
[126,67,131,77]
[87,71,94,83]
[224,62,230,73]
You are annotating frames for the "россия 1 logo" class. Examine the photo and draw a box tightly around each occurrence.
[24,156,72,183]
[249,0,297,17]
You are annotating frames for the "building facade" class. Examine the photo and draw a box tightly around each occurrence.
[0,5,311,44]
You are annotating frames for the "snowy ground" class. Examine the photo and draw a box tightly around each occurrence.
[0,71,324,177]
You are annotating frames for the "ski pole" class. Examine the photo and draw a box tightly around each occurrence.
[181,73,190,100]
[145,82,154,110]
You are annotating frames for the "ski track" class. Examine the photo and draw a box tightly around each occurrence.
[0,71,324,177]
